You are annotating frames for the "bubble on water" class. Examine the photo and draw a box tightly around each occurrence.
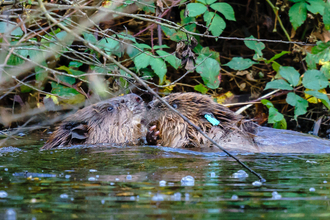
[185,193,190,201]
[231,195,238,200]
[96,175,99,178]
[210,172,216,178]
[181,176,195,186]
[168,182,174,186]
[271,191,282,199]
[323,180,327,183]
[101,200,105,204]
[5,208,16,220]
[309,187,316,192]
[0,191,8,198]
[115,178,119,181]
[232,170,248,178]
[65,175,71,179]
[71,198,74,201]
[89,169,97,172]
[4,168,8,171]
[252,181,262,186]
[171,192,181,201]
[159,180,166,186]
[152,194,164,201]
[126,175,132,180]
[50,151,53,154]
[130,196,135,201]
[88,177,96,181]
[110,182,114,185]
[60,194,69,199]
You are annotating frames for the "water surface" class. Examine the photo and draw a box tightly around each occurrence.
[1,137,330,219]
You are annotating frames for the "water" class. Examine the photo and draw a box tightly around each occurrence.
[1,139,330,219]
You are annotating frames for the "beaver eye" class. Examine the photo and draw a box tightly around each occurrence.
[107,105,114,112]
[135,96,142,103]
[172,103,178,108]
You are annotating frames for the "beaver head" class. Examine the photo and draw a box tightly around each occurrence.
[146,92,256,149]
[42,93,147,150]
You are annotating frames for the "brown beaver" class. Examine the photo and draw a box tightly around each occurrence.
[42,94,147,150]
[146,92,258,152]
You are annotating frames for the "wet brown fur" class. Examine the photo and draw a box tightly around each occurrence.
[147,92,257,151]
[42,94,147,150]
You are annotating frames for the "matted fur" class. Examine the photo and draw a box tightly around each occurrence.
[42,94,147,150]
[146,92,257,151]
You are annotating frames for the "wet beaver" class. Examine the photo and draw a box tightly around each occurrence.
[146,92,258,152]
[42,94,147,150]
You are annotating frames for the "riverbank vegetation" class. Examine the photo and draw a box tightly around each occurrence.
[0,0,330,139]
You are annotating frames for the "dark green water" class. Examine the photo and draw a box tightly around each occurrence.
[1,139,330,219]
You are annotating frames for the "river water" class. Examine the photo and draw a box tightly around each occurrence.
[1,138,330,219]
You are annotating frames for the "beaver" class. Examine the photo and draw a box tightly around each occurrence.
[42,94,147,150]
[146,92,258,152]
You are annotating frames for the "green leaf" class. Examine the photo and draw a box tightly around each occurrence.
[0,22,23,36]
[224,57,258,70]
[134,52,152,71]
[200,47,220,62]
[51,82,79,96]
[305,52,317,69]
[311,41,330,64]
[289,2,307,29]
[286,92,308,119]
[98,37,121,57]
[265,79,293,90]
[153,45,170,50]
[135,43,152,50]
[244,36,265,58]
[306,0,325,15]
[321,62,330,79]
[161,26,187,42]
[194,84,208,94]
[279,66,300,86]
[186,3,208,17]
[180,9,197,32]
[324,3,330,30]
[83,32,97,44]
[203,11,226,37]
[305,90,330,110]
[302,70,329,90]
[197,0,207,4]
[117,32,137,43]
[20,85,33,93]
[196,55,221,89]
[51,83,85,104]
[150,57,167,84]
[272,61,281,72]
[273,118,287,129]
[205,0,216,5]
[268,107,284,123]
[156,50,181,69]
[261,99,274,108]
[266,51,291,63]
[210,2,236,21]
[35,65,48,83]
[69,61,83,68]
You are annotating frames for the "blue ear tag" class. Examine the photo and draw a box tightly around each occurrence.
[204,114,220,126]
